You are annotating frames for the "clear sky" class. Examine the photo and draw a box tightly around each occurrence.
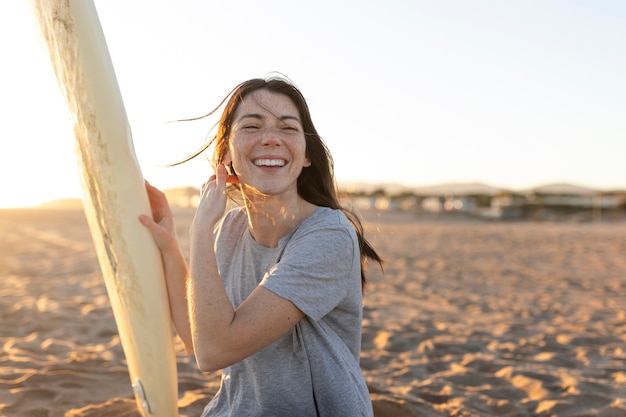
[1,0,625,208]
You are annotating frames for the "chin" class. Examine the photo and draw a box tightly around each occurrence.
[243,182,297,198]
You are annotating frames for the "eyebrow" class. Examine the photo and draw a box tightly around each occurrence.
[237,113,302,124]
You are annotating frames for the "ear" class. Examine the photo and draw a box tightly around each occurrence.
[220,150,233,168]
[303,155,311,168]
[221,150,232,164]
[220,151,238,177]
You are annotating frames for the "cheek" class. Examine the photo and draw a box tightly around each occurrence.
[230,151,252,177]
[227,140,245,164]
[299,140,311,167]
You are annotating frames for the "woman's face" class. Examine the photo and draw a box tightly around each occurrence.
[224,89,310,197]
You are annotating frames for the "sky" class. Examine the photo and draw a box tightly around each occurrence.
[1,0,625,208]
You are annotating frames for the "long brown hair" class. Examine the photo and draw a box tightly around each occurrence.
[178,75,382,289]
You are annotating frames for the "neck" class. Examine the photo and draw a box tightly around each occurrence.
[241,189,316,248]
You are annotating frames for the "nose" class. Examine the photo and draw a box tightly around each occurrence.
[260,128,281,146]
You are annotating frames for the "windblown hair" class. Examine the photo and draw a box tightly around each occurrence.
[177,75,382,289]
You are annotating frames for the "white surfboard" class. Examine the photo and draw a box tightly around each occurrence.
[29,1,178,416]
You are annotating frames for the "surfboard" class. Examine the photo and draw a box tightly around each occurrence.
[29,1,179,416]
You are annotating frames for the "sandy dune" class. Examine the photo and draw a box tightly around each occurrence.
[1,208,625,416]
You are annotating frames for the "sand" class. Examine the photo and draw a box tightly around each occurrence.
[1,207,625,416]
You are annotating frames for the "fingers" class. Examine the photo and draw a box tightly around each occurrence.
[143,180,173,223]
[216,164,227,190]
[145,180,167,202]
[139,212,177,252]
[138,214,156,230]
[200,175,217,196]
[200,165,231,198]
[193,165,231,228]
[138,213,161,237]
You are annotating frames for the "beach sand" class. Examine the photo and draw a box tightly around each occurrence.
[1,207,625,416]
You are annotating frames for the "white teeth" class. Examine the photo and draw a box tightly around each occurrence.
[254,159,285,167]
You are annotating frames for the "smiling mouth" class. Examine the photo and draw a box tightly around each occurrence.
[253,159,286,167]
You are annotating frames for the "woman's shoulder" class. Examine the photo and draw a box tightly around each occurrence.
[298,206,355,237]
[216,207,247,233]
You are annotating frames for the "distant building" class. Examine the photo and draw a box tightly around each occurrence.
[164,187,200,208]
[339,182,626,222]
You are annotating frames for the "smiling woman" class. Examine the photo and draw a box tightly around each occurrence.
[139,75,383,416]
[227,90,312,200]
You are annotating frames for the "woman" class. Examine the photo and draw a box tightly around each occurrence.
[140,76,382,416]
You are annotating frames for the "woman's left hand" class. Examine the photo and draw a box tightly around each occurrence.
[191,164,232,236]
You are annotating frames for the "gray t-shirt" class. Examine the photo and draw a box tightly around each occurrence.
[201,206,373,417]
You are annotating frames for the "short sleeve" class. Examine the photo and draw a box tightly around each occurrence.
[261,217,359,321]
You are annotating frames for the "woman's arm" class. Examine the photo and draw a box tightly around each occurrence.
[188,231,305,372]
[187,166,305,372]
[139,182,194,354]
[142,169,304,372]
